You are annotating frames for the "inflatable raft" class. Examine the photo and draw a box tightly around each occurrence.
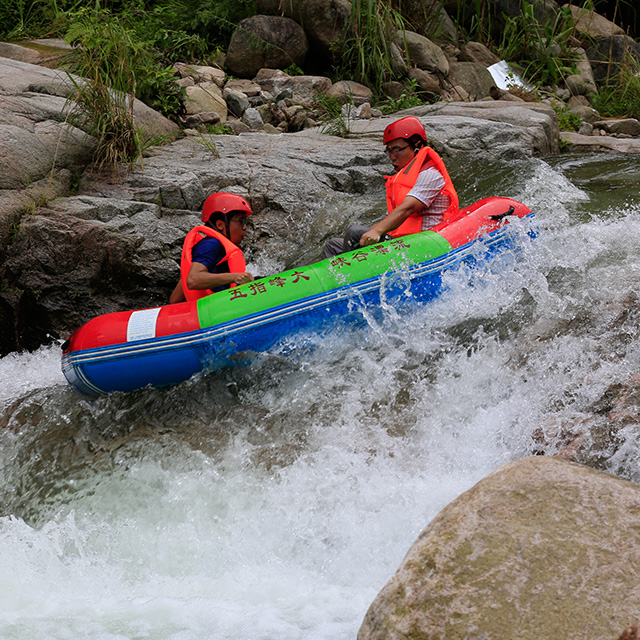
[62,197,533,395]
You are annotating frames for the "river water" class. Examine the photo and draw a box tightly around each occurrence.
[2,151,640,639]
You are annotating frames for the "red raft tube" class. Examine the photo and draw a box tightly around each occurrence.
[62,197,533,396]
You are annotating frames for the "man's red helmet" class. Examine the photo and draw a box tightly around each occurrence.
[383,116,427,145]
[201,192,253,223]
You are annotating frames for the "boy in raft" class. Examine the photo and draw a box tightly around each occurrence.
[169,192,254,304]
[322,115,458,258]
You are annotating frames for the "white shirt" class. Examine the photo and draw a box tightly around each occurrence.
[406,167,450,230]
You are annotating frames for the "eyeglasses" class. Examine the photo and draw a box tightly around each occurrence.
[230,216,248,227]
[384,144,411,156]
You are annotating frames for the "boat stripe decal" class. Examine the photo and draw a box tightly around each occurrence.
[127,308,161,342]
[62,226,520,368]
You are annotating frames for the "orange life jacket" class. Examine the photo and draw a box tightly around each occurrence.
[180,225,246,302]
[385,146,459,237]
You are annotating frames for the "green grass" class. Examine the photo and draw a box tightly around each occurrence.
[591,59,640,119]
[63,9,153,173]
[334,0,408,98]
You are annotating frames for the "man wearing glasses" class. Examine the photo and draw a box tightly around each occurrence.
[170,192,255,304]
[322,116,458,258]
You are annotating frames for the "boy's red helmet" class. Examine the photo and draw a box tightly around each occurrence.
[383,116,427,145]
[201,192,253,223]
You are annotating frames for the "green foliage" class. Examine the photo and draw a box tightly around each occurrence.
[179,0,256,51]
[553,106,582,132]
[120,2,209,62]
[205,123,235,135]
[63,9,152,173]
[334,0,407,97]
[311,93,349,137]
[377,80,426,114]
[284,63,304,77]
[496,4,579,87]
[0,0,66,38]
[591,60,640,119]
[64,7,185,122]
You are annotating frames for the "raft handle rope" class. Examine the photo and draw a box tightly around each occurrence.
[489,206,515,221]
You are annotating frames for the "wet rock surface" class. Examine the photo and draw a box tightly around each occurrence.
[358,456,640,640]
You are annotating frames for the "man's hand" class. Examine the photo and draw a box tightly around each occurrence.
[232,272,254,285]
[359,230,382,247]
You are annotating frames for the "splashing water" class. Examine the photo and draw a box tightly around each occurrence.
[2,154,640,640]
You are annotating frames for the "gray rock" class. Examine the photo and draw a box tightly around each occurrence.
[326,80,373,106]
[185,82,227,121]
[595,118,640,137]
[358,456,640,640]
[585,35,640,85]
[224,119,252,135]
[381,81,406,100]
[561,131,640,153]
[174,63,226,87]
[568,104,601,124]
[447,61,496,100]
[242,107,265,130]
[388,42,409,78]
[255,69,292,96]
[408,68,441,95]
[458,41,500,67]
[398,30,449,76]
[567,95,591,108]
[224,88,250,118]
[578,121,594,135]
[288,75,332,102]
[0,39,72,68]
[183,111,222,129]
[257,0,351,57]
[568,46,597,95]
[225,15,309,79]
[224,78,261,96]
[566,4,625,39]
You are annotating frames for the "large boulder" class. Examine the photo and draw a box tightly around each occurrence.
[358,456,640,640]
[225,15,309,78]
[458,41,501,67]
[447,61,497,100]
[0,39,72,68]
[184,82,228,120]
[0,57,178,258]
[256,0,351,62]
[562,3,640,85]
[564,3,625,39]
[397,30,450,76]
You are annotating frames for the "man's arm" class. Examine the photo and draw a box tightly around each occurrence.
[360,168,446,246]
[186,262,254,290]
[359,196,425,246]
[169,280,186,304]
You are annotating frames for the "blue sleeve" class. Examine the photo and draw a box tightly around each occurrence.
[191,237,225,272]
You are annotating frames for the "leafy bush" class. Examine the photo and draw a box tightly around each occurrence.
[63,8,176,173]
[64,8,185,122]
[334,0,407,97]
[179,0,256,51]
[496,4,579,87]
[377,80,426,114]
[591,58,640,120]
[553,106,582,132]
